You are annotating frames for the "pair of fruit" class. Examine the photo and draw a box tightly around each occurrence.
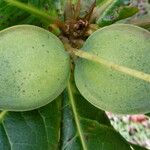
[0,24,150,114]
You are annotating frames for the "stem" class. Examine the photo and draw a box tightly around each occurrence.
[67,81,88,150]
[69,47,150,83]
[5,0,56,23]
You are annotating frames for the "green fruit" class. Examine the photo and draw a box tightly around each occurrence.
[75,24,150,114]
[0,25,70,111]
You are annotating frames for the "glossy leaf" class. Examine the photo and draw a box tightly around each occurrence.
[60,81,132,150]
[96,0,138,27]
[0,98,61,150]
[0,25,70,111]
[75,24,150,114]
[0,0,62,30]
[96,0,111,6]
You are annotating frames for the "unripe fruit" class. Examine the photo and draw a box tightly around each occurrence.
[0,25,70,111]
[75,24,150,114]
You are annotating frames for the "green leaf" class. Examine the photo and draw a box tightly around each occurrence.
[0,0,62,30]
[96,0,110,6]
[96,0,138,27]
[96,0,114,10]
[0,97,61,150]
[60,80,132,150]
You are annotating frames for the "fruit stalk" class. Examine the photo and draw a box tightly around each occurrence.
[68,47,150,83]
